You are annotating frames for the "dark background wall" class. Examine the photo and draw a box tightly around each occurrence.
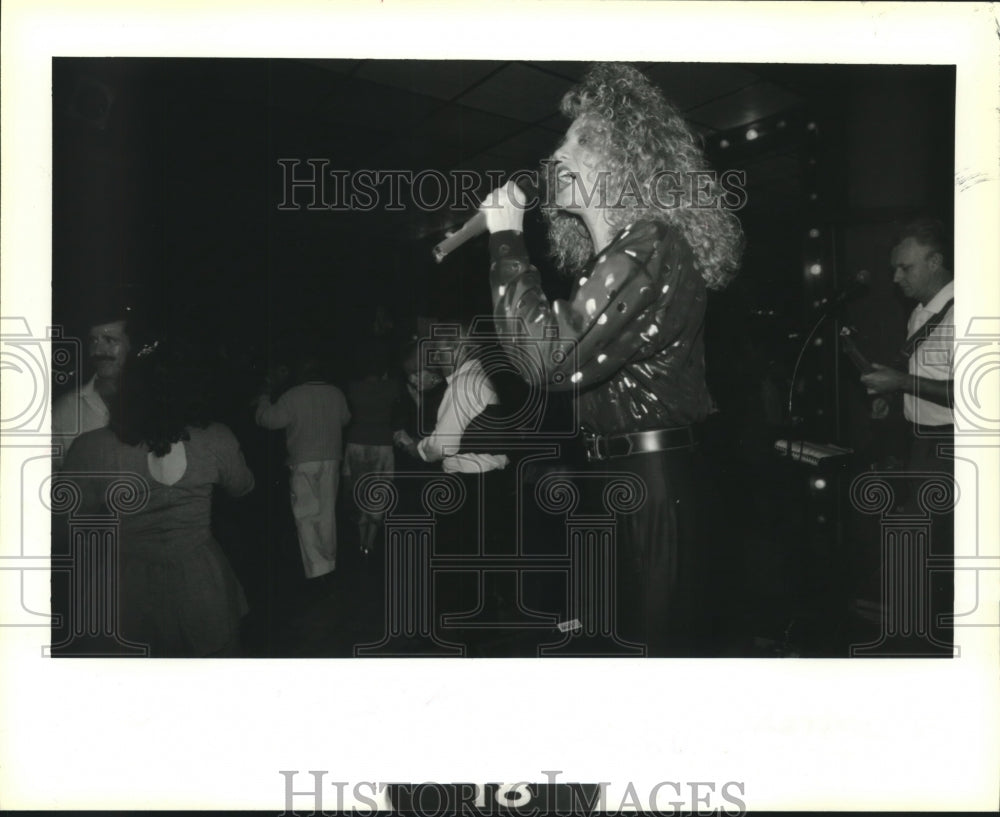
[52,59,954,429]
[49,58,955,653]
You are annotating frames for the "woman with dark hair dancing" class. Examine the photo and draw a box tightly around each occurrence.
[62,339,255,656]
[481,63,742,655]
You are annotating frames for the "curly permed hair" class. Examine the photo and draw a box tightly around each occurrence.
[544,63,743,289]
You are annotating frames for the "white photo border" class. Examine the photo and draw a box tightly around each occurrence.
[2,1,998,811]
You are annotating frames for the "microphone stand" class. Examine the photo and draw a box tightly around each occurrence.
[784,271,866,459]
[787,309,831,425]
[783,309,831,462]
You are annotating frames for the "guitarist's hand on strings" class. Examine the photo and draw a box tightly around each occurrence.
[860,363,910,396]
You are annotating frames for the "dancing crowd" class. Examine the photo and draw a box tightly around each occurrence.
[53,62,748,657]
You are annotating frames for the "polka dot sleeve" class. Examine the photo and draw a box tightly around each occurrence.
[488,221,688,392]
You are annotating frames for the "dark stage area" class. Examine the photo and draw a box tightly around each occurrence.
[51,59,955,658]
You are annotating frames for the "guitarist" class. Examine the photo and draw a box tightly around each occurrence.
[860,219,954,465]
[859,217,954,644]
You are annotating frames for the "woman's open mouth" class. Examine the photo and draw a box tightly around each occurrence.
[555,166,576,188]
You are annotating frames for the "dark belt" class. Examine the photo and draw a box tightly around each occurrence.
[582,426,698,462]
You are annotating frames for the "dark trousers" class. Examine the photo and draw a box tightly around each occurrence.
[433,468,516,620]
[587,444,709,657]
[907,424,954,644]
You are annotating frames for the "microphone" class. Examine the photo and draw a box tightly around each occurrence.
[819,269,871,313]
[432,211,488,264]
[432,174,542,263]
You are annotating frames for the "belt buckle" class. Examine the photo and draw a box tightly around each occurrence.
[583,433,611,462]
[585,434,633,461]
[606,434,632,458]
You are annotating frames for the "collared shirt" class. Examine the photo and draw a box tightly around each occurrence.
[51,376,110,467]
[903,280,954,427]
[256,381,351,466]
[418,358,509,474]
[489,222,713,436]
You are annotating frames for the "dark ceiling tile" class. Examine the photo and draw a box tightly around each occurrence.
[407,104,525,156]
[269,122,396,171]
[355,60,505,101]
[525,61,590,82]
[638,63,762,111]
[458,63,573,123]
[158,59,268,107]
[265,60,443,134]
[266,60,353,119]
[486,127,561,165]
[685,81,802,131]
[313,76,440,132]
[295,59,363,75]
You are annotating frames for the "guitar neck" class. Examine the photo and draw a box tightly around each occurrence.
[840,334,874,373]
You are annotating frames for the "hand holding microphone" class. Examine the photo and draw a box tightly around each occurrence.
[432,177,535,263]
[481,180,529,233]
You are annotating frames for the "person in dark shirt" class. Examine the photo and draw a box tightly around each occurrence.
[392,336,446,469]
[480,62,743,655]
[255,354,351,581]
[344,344,403,556]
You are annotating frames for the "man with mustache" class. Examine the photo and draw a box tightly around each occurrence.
[52,308,133,468]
